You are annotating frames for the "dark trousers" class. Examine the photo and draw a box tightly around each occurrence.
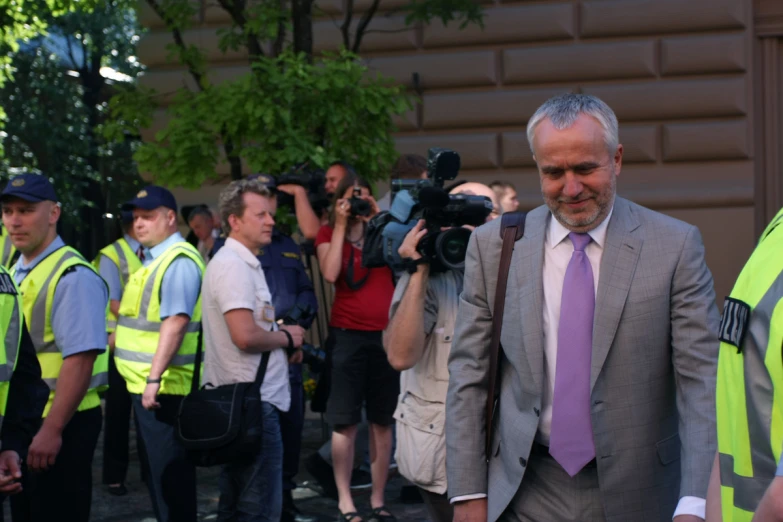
[103,355,148,485]
[133,394,197,522]
[279,363,305,492]
[419,489,454,522]
[10,407,102,522]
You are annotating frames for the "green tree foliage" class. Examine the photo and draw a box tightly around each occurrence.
[0,0,145,257]
[103,0,483,186]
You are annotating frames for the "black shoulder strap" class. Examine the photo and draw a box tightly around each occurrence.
[254,351,271,385]
[485,211,526,459]
[190,325,271,394]
[192,326,203,394]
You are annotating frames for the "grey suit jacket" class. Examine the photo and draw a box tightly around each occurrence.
[445,197,720,522]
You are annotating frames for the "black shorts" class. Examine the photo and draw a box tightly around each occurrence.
[325,328,400,427]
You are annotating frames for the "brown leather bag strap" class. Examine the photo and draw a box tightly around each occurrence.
[485,212,526,459]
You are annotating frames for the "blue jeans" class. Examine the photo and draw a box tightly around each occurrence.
[218,402,283,522]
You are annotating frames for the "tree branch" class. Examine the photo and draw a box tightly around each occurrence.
[145,0,242,180]
[64,36,80,72]
[341,0,354,50]
[272,0,286,57]
[215,0,266,62]
[145,0,205,90]
[352,0,381,53]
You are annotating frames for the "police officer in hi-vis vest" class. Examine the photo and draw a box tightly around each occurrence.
[0,264,49,521]
[0,173,109,522]
[114,185,204,522]
[704,207,783,522]
[93,209,145,496]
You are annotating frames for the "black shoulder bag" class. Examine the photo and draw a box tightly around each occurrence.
[176,327,271,467]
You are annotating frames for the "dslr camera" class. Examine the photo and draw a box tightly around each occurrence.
[280,303,326,372]
[347,185,372,218]
[275,163,331,217]
[362,148,493,273]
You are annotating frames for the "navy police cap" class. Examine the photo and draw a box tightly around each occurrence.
[124,185,178,213]
[1,173,58,203]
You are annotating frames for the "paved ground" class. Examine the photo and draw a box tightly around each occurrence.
[73,411,429,522]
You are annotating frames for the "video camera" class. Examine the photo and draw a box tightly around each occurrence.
[275,163,331,217]
[362,148,493,273]
[279,303,326,372]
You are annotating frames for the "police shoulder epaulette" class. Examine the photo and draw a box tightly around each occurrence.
[282,252,300,259]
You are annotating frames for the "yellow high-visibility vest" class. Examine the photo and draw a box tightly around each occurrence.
[14,246,110,417]
[92,237,143,332]
[0,229,16,269]
[114,241,204,396]
[0,264,22,435]
[716,206,783,521]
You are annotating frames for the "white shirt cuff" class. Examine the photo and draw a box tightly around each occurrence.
[450,493,487,504]
[672,496,705,519]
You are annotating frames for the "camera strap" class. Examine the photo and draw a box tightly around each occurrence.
[345,245,370,291]
[485,211,526,460]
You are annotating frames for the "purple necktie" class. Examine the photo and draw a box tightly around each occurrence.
[549,232,596,477]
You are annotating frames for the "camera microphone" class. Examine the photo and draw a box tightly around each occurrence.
[418,186,450,209]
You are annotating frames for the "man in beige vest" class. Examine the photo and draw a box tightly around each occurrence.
[384,183,498,522]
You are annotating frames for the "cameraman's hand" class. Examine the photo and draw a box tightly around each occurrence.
[335,198,351,227]
[398,220,427,260]
[277,184,305,197]
[280,324,306,348]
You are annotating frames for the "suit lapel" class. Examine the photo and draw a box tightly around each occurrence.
[591,197,642,391]
[511,206,548,391]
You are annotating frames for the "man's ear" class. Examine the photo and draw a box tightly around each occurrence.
[49,202,61,224]
[227,213,240,233]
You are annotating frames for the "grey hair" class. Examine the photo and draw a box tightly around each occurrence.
[526,94,619,155]
[218,179,273,234]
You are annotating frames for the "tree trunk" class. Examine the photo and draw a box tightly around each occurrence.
[78,52,107,259]
[292,0,314,57]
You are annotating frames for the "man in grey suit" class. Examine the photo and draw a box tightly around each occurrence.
[446,93,720,522]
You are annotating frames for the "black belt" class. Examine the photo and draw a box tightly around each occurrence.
[531,441,597,469]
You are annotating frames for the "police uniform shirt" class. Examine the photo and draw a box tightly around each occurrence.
[98,234,141,301]
[258,230,318,326]
[143,232,201,320]
[12,236,108,358]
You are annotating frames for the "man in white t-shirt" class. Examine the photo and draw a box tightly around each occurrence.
[202,179,305,521]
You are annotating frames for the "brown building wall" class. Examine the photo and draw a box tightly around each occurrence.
[137,0,763,303]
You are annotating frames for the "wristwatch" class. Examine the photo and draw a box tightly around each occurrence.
[146,377,162,384]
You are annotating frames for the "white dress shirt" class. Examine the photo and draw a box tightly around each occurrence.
[452,208,704,519]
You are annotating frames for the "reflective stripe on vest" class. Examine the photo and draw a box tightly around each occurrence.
[15,246,110,417]
[114,242,204,396]
[0,265,22,436]
[93,238,142,332]
[0,235,14,269]
[716,213,783,522]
